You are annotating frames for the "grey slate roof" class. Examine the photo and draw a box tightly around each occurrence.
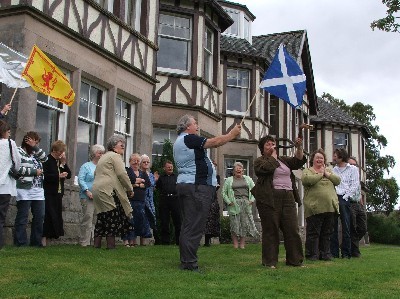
[310,97,365,127]
[220,30,306,64]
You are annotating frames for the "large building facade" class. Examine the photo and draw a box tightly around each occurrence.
[0,0,365,244]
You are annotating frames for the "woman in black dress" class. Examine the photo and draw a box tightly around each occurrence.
[42,140,71,246]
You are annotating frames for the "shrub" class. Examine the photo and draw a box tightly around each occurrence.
[219,216,231,244]
[367,211,400,245]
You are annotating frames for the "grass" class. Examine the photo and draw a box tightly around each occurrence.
[1,243,399,298]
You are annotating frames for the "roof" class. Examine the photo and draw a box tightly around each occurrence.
[217,0,256,20]
[205,0,234,31]
[310,98,370,137]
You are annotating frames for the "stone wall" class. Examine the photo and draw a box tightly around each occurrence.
[4,184,83,246]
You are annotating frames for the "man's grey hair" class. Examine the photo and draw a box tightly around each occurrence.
[176,114,195,135]
[106,134,126,151]
[89,144,105,160]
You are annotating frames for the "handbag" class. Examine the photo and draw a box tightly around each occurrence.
[8,138,22,180]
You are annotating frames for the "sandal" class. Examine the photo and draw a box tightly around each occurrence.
[125,244,131,247]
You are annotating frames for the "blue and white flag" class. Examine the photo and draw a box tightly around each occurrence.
[0,43,30,88]
[260,44,306,108]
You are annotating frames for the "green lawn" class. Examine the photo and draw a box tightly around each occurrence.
[1,243,399,298]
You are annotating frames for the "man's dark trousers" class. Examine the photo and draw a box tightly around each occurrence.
[159,194,181,245]
[177,183,214,270]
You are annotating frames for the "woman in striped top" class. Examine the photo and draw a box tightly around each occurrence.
[14,131,48,247]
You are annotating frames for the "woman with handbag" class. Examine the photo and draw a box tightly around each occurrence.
[0,120,21,249]
[14,131,48,247]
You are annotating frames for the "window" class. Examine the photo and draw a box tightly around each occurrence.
[35,94,67,155]
[224,158,249,178]
[258,86,265,121]
[269,95,278,136]
[115,97,135,164]
[310,130,317,153]
[76,81,105,176]
[125,0,141,31]
[243,17,250,41]
[333,132,349,151]
[223,9,252,42]
[225,10,239,36]
[204,27,213,83]
[157,14,191,74]
[152,128,177,160]
[226,68,249,115]
[94,0,114,12]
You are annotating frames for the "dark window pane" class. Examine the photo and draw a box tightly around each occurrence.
[157,37,188,70]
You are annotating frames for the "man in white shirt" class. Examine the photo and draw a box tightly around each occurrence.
[330,148,360,259]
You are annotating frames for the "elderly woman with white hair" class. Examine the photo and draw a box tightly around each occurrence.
[92,135,134,249]
[140,154,158,244]
[222,162,259,249]
[78,144,105,247]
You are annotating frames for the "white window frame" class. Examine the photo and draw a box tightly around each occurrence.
[204,27,213,83]
[157,13,192,75]
[223,9,252,43]
[76,80,106,175]
[226,68,250,116]
[125,0,142,31]
[115,96,136,165]
[333,131,349,151]
[94,0,113,12]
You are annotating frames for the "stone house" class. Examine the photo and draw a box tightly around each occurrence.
[0,0,366,245]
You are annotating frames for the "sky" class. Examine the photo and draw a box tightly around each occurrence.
[234,0,400,206]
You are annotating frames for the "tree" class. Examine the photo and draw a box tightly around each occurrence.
[371,0,400,33]
[322,93,399,214]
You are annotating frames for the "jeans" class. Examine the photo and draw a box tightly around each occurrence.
[14,200,45,246]
[331,195,352,258]
[122,200,150,241]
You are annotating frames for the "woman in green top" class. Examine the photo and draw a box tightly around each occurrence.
[302,148,341,261]
[222,162,259,249]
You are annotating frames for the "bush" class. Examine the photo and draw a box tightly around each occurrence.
[367,211,400,245]
[219,216,231,244]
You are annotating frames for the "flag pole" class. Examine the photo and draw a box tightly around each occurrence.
[4,76,23,116]
[240,89,260,125]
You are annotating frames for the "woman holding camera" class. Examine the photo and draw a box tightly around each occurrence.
[14,131,48,247]
[0,120,21,249]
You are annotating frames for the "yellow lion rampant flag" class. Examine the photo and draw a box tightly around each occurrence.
[22,45,75,106]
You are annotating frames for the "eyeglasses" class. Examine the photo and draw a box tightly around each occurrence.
[142,161,150,164]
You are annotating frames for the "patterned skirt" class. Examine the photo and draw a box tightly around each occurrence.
[229,197,259,238]
[94,195,133,237]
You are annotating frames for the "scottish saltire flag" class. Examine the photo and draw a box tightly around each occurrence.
[0,43,30,88]
[260,44,306,108]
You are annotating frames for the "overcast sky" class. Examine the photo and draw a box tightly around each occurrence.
[234,0,400,205]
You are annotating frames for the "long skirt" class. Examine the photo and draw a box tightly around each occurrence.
[229,197,259,238]
[94,195,132,237]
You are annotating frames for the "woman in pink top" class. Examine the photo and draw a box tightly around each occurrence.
[252,135,307,269]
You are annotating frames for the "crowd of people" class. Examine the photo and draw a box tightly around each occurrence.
[0,107,368,272]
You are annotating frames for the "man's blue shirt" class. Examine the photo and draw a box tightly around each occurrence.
[173,133,216,186]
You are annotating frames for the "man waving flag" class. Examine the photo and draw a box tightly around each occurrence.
[260,44,306,108]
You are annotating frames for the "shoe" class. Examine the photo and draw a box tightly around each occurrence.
[262,263,276,269]
[352,253,361,258]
